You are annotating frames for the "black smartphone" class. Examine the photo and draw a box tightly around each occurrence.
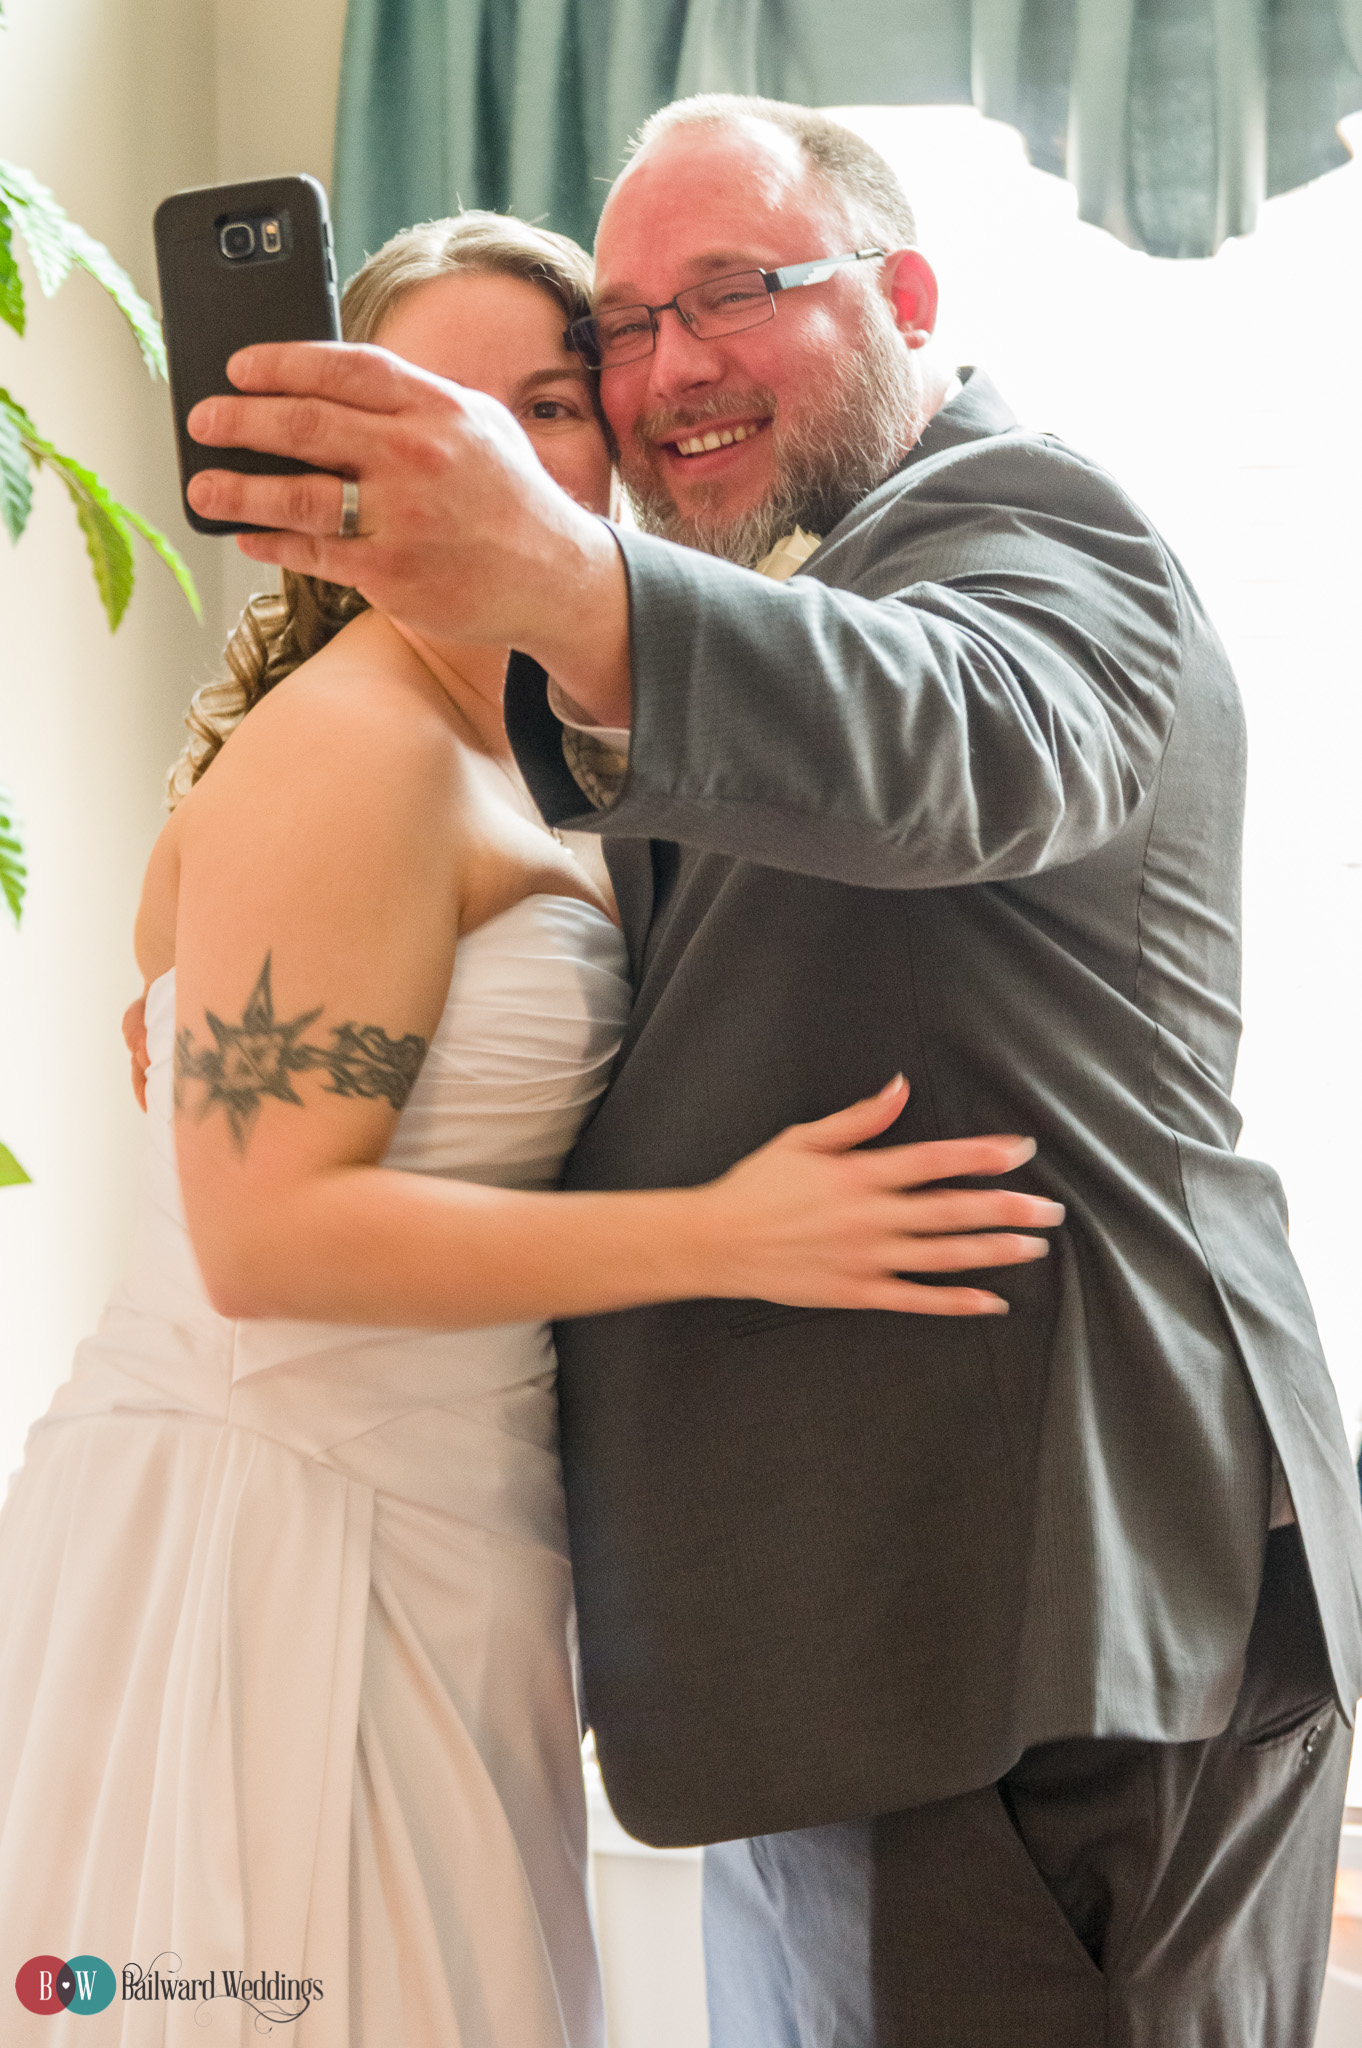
[153,174,341,536]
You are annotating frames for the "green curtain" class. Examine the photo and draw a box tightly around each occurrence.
[332,0,1362,274]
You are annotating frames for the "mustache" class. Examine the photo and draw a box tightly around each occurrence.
[634,388,779,446]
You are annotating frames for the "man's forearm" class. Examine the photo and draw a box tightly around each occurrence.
[520,517,633,729]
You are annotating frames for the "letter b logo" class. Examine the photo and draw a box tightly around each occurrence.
[15,1958,65,2015]
[16,1955,116,2015]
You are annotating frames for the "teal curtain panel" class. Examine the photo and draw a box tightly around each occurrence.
[332,0,1362,273]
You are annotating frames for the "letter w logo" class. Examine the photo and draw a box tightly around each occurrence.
[73,1969,97,2001]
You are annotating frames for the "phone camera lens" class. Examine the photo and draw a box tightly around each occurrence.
[219,221,255,261]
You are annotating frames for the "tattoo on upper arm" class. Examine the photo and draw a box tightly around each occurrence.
[175,955,429,1152]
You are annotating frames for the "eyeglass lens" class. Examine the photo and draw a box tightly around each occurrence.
[591,270,775,365]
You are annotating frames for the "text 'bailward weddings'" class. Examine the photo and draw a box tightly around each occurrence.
[14,1952,323,2021]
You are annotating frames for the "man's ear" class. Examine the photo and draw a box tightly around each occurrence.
[882,250,939,350]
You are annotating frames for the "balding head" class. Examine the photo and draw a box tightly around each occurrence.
[617,95,917,256]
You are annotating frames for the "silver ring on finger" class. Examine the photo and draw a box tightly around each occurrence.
[337,478,361,540]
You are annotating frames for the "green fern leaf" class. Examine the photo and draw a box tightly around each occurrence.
[0,159,73,295]
[63,222,165,379]
[0,384,36,434]
[0,160,164,377]
[53,457,136,630]
[1,390,198,626]
[17,422,137,628]
[0,1143,32,1189]
[0,392,34,543]
[118,502,202,621]
[0,197,24,336]
[0,782,25,926]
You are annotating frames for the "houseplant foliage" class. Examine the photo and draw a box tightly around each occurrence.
[0,159,199,627]
[2,7,201,1185]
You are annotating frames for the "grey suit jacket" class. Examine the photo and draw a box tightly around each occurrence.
[506,369,1362,1847]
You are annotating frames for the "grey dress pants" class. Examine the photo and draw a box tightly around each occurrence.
[704,1526,1349,2047]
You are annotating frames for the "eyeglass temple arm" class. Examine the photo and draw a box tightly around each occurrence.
[764,248,885,293]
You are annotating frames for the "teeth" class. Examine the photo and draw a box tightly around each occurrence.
[673,420,762,456]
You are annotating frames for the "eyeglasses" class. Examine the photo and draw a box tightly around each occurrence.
[565,248,885,370]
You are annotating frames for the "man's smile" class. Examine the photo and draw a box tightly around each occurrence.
[668,418,770,458]
[647,415,775,485]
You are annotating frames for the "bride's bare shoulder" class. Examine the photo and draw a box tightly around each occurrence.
[186,609,460,810]
[139,610,471,984]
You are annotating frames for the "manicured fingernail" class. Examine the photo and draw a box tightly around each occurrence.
[985,1297,1009,1313]
[1039,1201,1065,1221]
[878,1073,906,1098]
[1011,1137,1038,1161]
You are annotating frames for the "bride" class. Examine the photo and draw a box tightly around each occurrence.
[0,212,1060,2045]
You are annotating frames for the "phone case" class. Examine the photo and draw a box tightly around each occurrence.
[153,174,341,536]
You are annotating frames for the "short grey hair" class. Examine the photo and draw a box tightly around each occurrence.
[625,95,917,252]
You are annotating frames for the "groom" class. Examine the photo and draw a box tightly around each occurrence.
[184,97,1362,2046]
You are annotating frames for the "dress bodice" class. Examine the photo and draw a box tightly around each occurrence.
[378,891,631,1188]
[38,892,631,1511]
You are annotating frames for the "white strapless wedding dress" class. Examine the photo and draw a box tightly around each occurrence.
[0,894,631,2046]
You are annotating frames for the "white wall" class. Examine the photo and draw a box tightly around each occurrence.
[0,0,346,1475]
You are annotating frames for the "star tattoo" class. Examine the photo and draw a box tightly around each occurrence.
[175,954,428,1153]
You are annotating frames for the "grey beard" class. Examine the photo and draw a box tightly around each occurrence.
[622,303,929,569]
